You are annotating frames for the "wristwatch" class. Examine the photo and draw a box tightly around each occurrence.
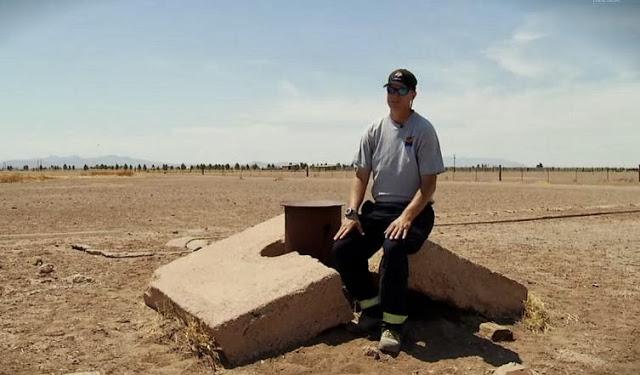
[345,207,359,220]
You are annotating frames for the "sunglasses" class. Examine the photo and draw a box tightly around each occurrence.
[386,85,411,96]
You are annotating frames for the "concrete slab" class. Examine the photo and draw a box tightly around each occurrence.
[145,215,352,366]
[370,240,527,320]
[493,362,538,375]
[165,236,194,248]
[185,239,209,251]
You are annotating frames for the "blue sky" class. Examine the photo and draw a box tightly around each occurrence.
[1,0,639,166]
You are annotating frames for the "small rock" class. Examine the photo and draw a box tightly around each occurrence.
[363,345,380,360]
[116,317,130,323]
[33,257,43,266]
[65,274,93,284]
[63,372,101,375]
[592,283,600,288]
[11,206,17,209]
[43,330,65,337]
[38,263,54,275]
[493,362,537,375]
[479,322,514,342]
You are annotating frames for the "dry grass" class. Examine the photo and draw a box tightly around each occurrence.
[83,170,135,177]
[184,319,222,366]
[0,173,53,183]
[153,300,222,370]
[523,293,551,333]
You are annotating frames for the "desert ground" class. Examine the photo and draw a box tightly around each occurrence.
[1,171,639,374]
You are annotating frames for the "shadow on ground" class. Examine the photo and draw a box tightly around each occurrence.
[309,291,522,367]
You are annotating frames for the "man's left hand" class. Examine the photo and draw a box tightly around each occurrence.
[384,215,413,240]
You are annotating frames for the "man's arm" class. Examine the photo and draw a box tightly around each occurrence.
[348,166,370,211]
[333,167,370,240]
[384,174,437,240]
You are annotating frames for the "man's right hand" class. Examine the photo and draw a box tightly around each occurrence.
[333,218,365,240]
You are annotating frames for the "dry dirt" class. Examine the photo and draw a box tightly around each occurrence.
[1,174,639,374]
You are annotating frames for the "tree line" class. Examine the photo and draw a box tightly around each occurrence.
[1,162,355,172]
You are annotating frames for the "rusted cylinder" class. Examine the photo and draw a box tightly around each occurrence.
[281,200,343,266]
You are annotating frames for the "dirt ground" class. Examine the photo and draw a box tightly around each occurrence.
[1,174,639,374]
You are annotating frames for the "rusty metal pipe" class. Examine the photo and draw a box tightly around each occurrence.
[281,200,343,266]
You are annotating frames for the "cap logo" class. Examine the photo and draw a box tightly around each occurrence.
[393,72,403,79]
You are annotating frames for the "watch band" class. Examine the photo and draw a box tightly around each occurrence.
[345,207,359,220]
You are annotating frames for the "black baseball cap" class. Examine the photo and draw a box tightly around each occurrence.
[383,68,417,90]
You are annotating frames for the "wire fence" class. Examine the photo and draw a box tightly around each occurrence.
[440,166,640,185]
[2,165,639,186]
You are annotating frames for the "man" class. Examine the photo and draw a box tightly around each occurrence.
[331,68,444,354]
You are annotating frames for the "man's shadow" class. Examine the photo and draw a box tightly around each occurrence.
[311,291,522,367]
[401,291,521,366]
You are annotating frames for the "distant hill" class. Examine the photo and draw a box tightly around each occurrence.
[0,155,161,169]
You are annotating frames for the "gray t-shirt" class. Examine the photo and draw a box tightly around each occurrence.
[353,111,444,203]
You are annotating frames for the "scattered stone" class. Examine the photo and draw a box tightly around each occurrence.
[171,230,179,234]
[493,362,537,375]
[11,206,17,209]
[115,317,130,323]
[592,283,600,288]
[479,322,514,342]
[43,330,65,337]
[63,372,101,375]
[33,257,43,266]
[72,244,178,258]
[363,345,380,359]
[65,274,93,284]
[38,263,54,275]
[186,239,209,251]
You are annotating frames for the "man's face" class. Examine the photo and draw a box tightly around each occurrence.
[386,83,416,111]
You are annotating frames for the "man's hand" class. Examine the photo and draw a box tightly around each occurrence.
[333,218,364,240]
[384,215,412,240]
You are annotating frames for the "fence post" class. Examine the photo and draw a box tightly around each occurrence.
[547,169,550,183]
[498,165,502,182]
[607,167,610,182]
[520,167,523,182]
[574,168,578,183]
[638,164,640,183]
[475,167,478,182]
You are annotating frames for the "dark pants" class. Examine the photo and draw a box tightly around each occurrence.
[331,200,435,318]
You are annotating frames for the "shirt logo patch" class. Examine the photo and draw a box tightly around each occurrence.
[404,136,414,146]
